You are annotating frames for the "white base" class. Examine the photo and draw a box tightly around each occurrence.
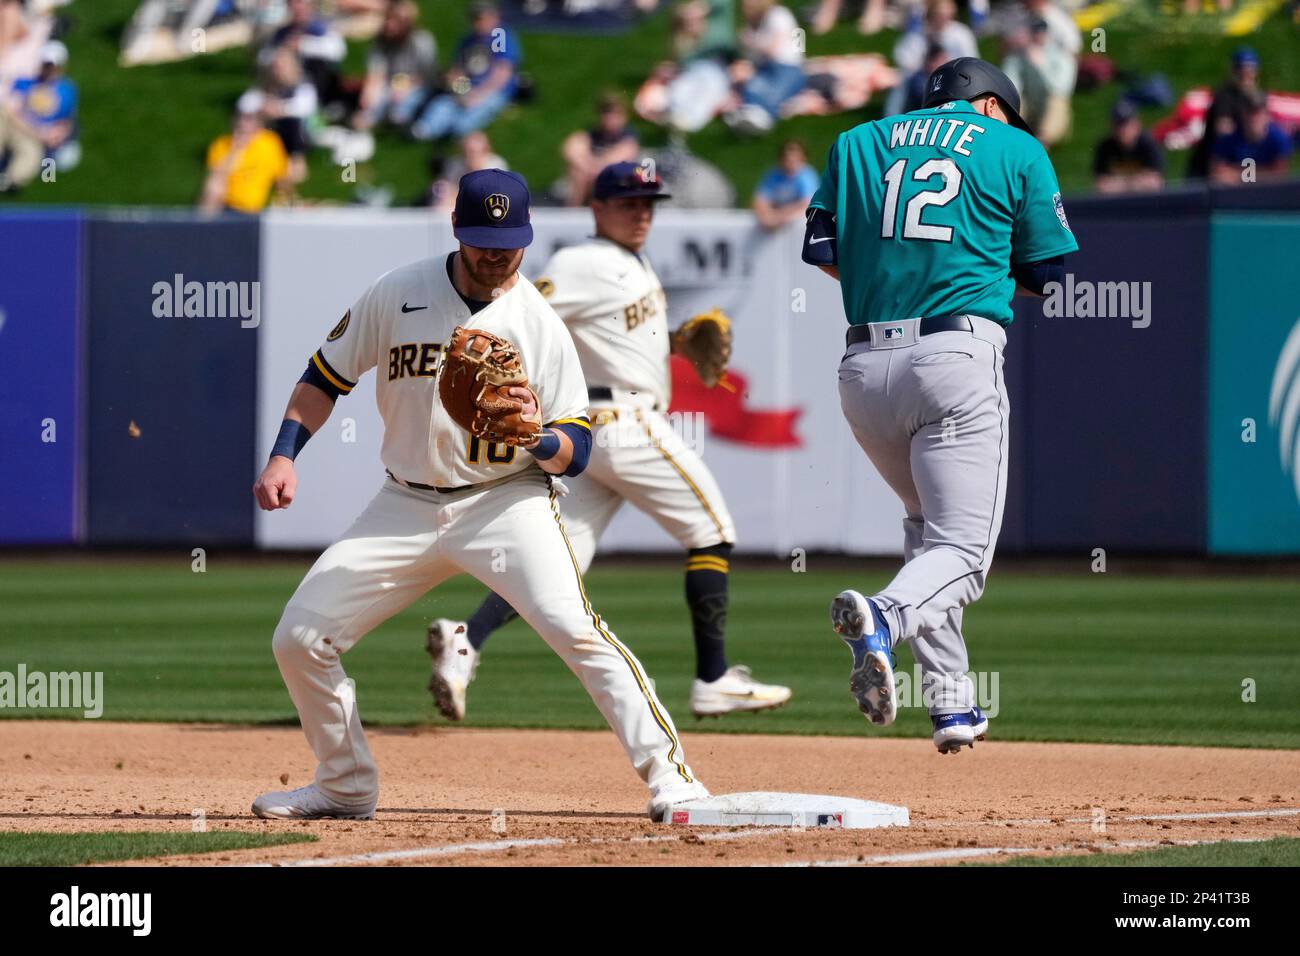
[667,791,909,829]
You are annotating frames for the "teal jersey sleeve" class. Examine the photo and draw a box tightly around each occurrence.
[809,135,841,214]
[1012,148,1079,264]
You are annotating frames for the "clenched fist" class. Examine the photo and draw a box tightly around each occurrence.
[253,456,298,510]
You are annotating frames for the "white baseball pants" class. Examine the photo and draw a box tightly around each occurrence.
[558,404,736,570]
[271,471,697,808]
[837,318,1010,714]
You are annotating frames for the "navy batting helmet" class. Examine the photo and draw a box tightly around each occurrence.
[923,57,1032,134]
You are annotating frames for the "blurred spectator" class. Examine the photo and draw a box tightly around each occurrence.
[264,0,347,114]
[0,39,77,192]
[1001,15,1073,146]
[896,40,950,114]
[241,45,317,185]
[1092,99,1163,194]
[561,92,640,206]
[724,0,805,135]
[1188,46,1261,179]
[411,1,520,142]
[357,0,435,131]
[424,130,507,209]
[660,0,736,134]
[886,0,976,116]
[200,97,292,214]
[751,138,817,229]
[1210,90,1292,186]
[817,0,881,36]
[1,0,52,97]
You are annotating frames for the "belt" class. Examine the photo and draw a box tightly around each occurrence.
[845,315,972,347]
[387,469,521,495]
[588,385,662,411]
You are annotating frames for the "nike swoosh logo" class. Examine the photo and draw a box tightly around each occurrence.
[401,303,428,313]
[808,237,834,245]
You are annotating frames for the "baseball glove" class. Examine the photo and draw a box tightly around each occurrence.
[672,308,732,388]
[438,326,543,446]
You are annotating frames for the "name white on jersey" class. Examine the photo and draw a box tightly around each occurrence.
[313,254,589,486]
[536,237,670,407]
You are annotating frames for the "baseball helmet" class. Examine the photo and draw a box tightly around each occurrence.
[923,57,1032,134]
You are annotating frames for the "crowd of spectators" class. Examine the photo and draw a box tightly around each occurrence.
[8,0,1294,207]
[0,0,76,193]
[199,0,526,213]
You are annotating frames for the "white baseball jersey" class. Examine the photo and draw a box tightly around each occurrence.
[535,237,670,409]
[311,253,589,487]
[533,237,735,552]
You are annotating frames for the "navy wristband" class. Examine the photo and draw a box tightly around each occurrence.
[271,419,312,461]
[529,429,562,461]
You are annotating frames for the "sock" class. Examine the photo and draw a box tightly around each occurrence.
[685,543,732,682]
[466,592,518,650]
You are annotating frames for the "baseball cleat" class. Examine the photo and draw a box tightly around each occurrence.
[931,706,989,754]
[690,665,792,717]
[647,780,711,822]
[251,784,376,820]
[830,590,897,727]
[426,618,478,721]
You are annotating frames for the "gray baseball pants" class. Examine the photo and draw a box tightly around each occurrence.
[837,316,1009,714]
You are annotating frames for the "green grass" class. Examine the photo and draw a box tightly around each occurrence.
[0,830,315,866]
[0,559,1297,748]
[3,1,1297,208]
[976,836,1300,866]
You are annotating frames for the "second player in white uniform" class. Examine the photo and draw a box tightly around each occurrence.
[248,170,707,822]
[427,162,791,721]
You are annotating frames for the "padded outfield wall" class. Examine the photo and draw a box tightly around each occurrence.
[1,188,1297,556]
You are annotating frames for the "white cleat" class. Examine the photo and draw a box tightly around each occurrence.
[647,780,711,822]
[251,784,376,820]
[426,618,478,722]
[690,665,792,717]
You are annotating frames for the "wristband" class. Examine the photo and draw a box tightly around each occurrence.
[271,419,313,461]
[528,429,562,461]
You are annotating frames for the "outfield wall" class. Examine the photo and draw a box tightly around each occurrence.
[1,184,1298,556]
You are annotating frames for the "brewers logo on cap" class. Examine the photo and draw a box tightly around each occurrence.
[485,193,510,222]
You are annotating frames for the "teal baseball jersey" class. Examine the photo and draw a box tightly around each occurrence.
[810,99,1079,327]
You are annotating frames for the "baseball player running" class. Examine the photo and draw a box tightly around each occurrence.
[249,169,708,821]
[426,161,791,723]
[802,59,1077,753]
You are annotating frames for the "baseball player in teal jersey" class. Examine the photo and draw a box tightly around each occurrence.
[802,58,1078,753]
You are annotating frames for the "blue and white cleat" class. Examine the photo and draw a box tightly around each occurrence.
[931,706,989,755]
[830,590,897,727]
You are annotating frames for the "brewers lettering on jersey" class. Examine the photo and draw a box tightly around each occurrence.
[249,169,708,823]
[802,58,1078,754]
[426,161,791,724]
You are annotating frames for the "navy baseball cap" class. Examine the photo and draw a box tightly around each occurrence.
[453,168,533,249]
[1232,46,1259,69]
[592,161,672,201]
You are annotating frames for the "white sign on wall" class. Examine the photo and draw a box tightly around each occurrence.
[256,207,904,555]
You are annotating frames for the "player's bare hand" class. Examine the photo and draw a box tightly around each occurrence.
[506,385,538,419]
[254,456,298,511]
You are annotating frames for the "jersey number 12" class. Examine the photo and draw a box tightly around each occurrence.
[880,159,962,242]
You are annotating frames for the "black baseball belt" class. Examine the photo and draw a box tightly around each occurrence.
[387,469,527,496]
[845,315,973,347]
[588,386,662,412]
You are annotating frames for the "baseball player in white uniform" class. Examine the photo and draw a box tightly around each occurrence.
[426,161,791,723]
[249,169,708,821]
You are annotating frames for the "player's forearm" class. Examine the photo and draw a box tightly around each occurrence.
[529,420,592,477]
[532,428,573,475]
[270,382,336,462]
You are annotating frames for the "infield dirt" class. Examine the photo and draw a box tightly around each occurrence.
[2,721,1297,866]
